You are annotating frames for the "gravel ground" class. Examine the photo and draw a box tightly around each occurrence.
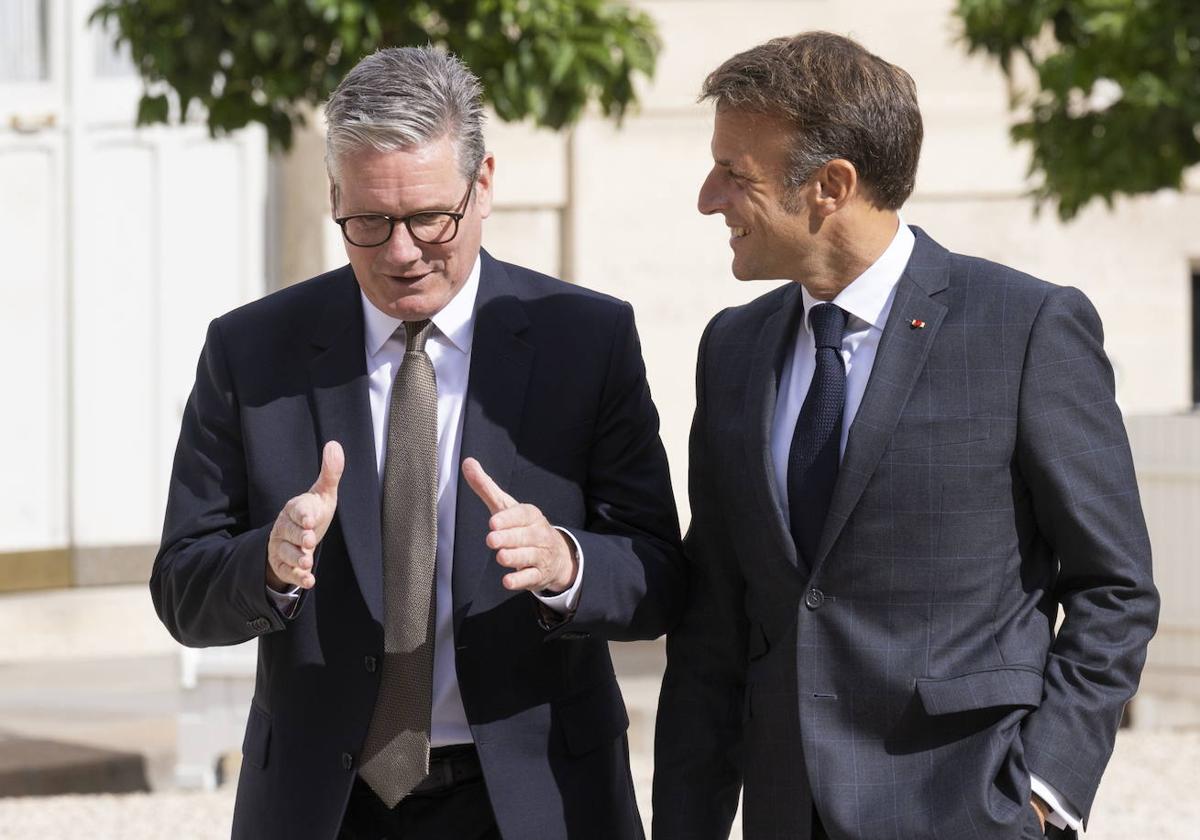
[0,729,1195,839]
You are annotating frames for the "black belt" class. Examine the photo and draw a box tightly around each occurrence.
[408,744,483,795]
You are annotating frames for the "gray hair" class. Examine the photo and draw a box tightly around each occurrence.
[324,46,487,184]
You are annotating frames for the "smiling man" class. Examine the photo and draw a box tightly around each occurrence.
[653,32,1158,840]
[151,46,683,840]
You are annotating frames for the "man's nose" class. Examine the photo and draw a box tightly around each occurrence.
[697,170,723,216]
[382,223,424,263]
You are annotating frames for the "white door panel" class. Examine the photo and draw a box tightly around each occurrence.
[71,138,160,543]
[0,0,69,553]
[0,0,267,559]
[0,140,68,550]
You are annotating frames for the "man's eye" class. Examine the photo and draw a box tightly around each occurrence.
[347,216,389,233]
[409,212,455,237]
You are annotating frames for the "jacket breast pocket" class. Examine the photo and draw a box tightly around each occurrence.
[241,703,272,769]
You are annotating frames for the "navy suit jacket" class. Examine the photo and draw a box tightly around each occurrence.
[152,251,683,839]
[653,228,1158,840]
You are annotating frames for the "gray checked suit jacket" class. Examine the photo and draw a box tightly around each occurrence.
[653,227,1159,840]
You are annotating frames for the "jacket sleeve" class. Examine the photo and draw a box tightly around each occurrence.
[1015,285,1159,822]
[150,318,287,647]
[547,301,686,642]
[653,310,748,839]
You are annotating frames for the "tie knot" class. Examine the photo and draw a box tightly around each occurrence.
[809,303,845,350]
[403,319,433,353]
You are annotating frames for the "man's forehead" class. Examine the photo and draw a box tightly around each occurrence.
[710,110,792,165]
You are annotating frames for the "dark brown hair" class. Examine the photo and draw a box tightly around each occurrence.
[701,31,922,210]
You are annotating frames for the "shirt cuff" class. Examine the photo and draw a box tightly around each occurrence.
[533,527,585,614]
[266,584,301,619]
[1031,773,1082,831]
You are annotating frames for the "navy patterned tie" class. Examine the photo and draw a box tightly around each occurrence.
[787,303,847,569]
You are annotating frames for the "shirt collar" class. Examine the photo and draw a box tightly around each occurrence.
[801,217,916,333]
[361,254,481,357]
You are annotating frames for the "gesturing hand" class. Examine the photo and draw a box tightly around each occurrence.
[461,457,578,594]
[266,441,344,591]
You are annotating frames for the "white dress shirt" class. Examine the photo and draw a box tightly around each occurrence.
[767,219,1079,832]
[271,254,583,747]
[769,222,913,500]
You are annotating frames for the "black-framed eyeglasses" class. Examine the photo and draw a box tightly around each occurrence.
[335,181,475,247]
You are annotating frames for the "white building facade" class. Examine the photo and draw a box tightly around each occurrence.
[2,0,1196,722]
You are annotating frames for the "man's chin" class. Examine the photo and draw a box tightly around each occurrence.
[730,260,761,282]
[362,288,438,322]
[389,286,466,322]
[387,299,441,321]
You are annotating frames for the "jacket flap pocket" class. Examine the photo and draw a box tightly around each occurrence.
[557,677,629,756]
[241,703,272,769]
[916,667,1043,716]
[889,418,991,452]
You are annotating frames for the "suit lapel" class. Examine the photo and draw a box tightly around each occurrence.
[309,268,384,626]
[452,252,534,634]
[742,283,805,572]
[811,228,951,572]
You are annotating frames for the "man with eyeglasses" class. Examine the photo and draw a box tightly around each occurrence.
[151,46,683,840]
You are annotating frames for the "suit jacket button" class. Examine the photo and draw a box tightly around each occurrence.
[364,655,377,673]
[341,752,354,770]
[804,588,825,610]
[248,616,270,633]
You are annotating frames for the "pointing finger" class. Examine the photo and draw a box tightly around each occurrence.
[462,457,517,515]
[310,440,345,500]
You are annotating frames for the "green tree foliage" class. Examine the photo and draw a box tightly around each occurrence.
[955,0,1200,219]
[90,0,660,149]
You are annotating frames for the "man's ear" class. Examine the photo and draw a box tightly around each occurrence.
[328,181,339,220]
[474,152,496,220]
[813,158,858,216]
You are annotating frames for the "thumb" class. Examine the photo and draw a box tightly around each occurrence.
[311,440,345,500]
[462,457,516,515]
